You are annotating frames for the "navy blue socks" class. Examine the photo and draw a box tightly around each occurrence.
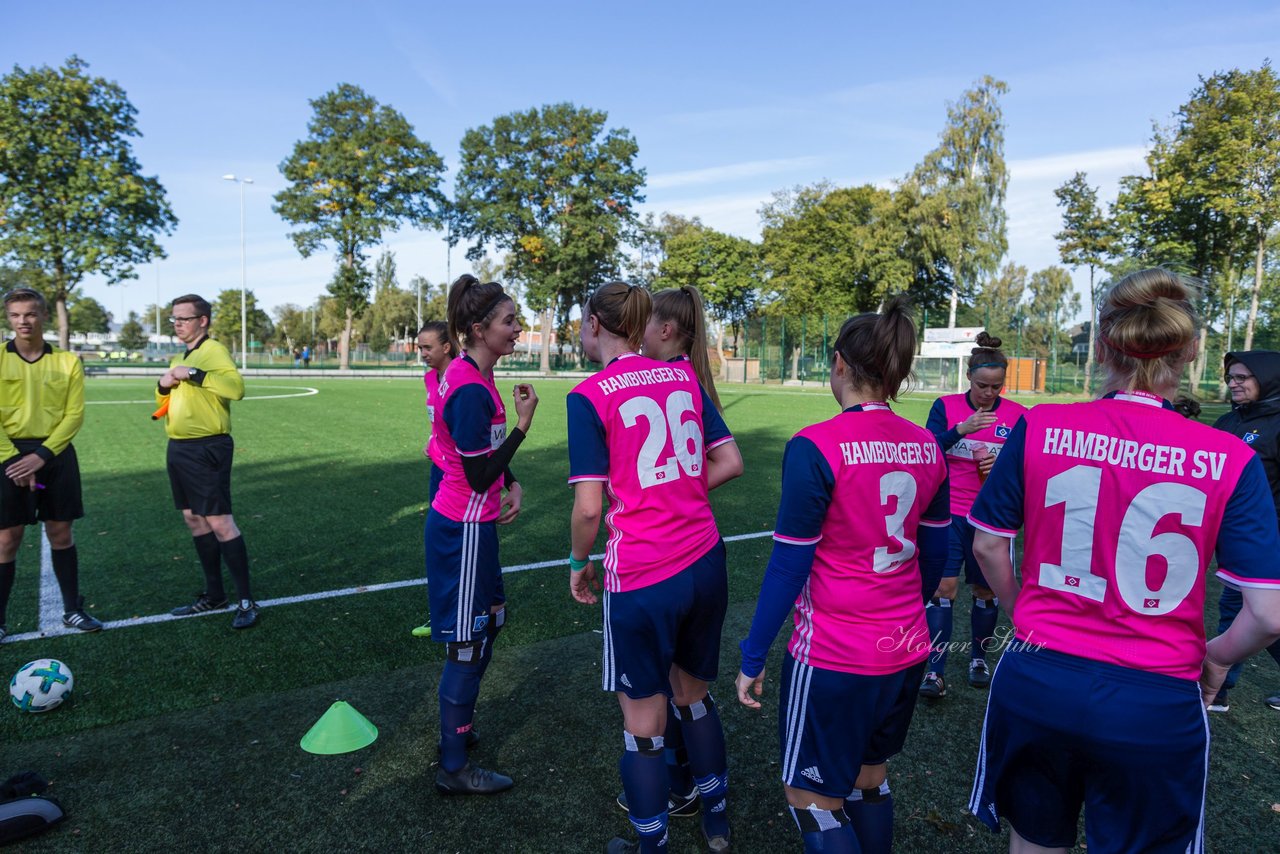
[621,731,669,852]
[845,781,893,854]
[926,597,952,674]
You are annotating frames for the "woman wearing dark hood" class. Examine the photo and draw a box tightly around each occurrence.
[1208,349,1280,713]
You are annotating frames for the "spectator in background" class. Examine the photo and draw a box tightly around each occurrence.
[1208,351,1280,713]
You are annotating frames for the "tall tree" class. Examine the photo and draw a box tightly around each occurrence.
[271,303,311,351]
[117,311,148,351]
[68,295,111,341]
[0,56,177,348]
[1055,172,1118,394]
[210,289,272,353]
[1024,266,1080,361]
[274,84,446,369]
[913,76,1009,327]
[451,103,646,372]
[975,263,1027,340]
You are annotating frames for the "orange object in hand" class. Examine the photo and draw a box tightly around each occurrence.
[151,397,171,421]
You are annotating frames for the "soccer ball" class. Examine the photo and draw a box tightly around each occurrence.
[10,659,74,713]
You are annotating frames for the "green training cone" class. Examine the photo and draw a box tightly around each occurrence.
[300,701,379,754]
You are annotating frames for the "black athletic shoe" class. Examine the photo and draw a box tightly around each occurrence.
[1265,692,1280,711]
[616,786,701,818]
[606,838,639,854]
[434,762,513,795]
[919,672,946,699]
[231,600,259,629]
[703,827,732,853]
[1207,689,1230,713]
[62,597,103,633]
[968,659,992,688]
[171,593,230,616]
[0,625,7,643]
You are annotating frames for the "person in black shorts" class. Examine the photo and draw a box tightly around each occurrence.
[0,288,102,641]
[157,294,257,629]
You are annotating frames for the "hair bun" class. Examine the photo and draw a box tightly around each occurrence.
[975,331,1002,350]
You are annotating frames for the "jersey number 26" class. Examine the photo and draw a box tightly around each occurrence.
[620,391,704,489]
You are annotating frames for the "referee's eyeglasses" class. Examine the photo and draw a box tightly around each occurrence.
[169,315,202,325]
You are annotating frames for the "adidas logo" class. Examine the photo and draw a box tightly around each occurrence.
[800,766,824,784]
[620,674,632,688]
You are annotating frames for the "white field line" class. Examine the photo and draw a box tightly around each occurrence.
[4,529,775,644]
[84,386,320,405]
[37,525,61,631]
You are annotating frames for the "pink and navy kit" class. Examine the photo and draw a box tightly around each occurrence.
[431,355,507,524]
[424,368,445,498]
[927,392,1029,518]
[567,352,733,594]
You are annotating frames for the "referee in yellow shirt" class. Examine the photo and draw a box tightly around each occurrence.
[157,294,258,629]
[0,288,102,642]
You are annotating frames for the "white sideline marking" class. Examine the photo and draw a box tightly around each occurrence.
[3,529,776,644]
[84,385,320,405]
[37,524,61,631]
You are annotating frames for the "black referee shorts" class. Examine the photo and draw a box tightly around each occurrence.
[167,434,235,517]
[0,440,84,529]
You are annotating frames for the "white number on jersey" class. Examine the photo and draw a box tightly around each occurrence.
[619,391,704,489]
[1040,464,1206,615]
[872,471,918,573]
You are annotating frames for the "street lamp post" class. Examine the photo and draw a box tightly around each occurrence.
[222,174,254,367]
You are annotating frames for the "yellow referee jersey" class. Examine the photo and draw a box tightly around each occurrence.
[156,336,245,440]
[0,341,85,462]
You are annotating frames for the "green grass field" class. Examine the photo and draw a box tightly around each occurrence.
[0,378,1276,852]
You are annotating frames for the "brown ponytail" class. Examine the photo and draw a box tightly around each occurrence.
[651,286,723,412]
[831,294,916,401]
[585,281,651,352]
[968,331,1008,374]
[1096,268,1199,395]
[447,274,510,349]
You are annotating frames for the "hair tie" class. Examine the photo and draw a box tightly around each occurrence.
[970,361,1004,370]
[1098,331,1185,360]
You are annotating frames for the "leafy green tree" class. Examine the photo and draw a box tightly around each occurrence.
[913,76,1009,326]
[0,56,177,348]
[1023,266,1080,361]
[68,295,111,340]
[117,311,148,351]
[656,222,760,368]
[451,103,646,372]
[1055,172,1118,394]
[975,263,1027,340]
[210,289,272,354]
[271,303,317,351]
[274,84,446,369]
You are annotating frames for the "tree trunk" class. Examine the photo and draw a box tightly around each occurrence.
[790,345,801,383]
[716,321,728,380]
[340,307,353,370]
[1189,326,1209,392]
[540,307,552,374]
[56,295,71,351]
[1245,230,1265,352]
[1083,267,1095,396]
[948,285,958,328]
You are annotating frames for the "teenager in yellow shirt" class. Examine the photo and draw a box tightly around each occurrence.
[156,294,257,629]
[0,288,102,641]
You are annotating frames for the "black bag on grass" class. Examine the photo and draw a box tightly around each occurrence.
[0,772,65,845]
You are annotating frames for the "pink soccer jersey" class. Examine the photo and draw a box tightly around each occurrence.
[431,355,507,523]
[567,353,734,593]
[936,393,1028,517]
[778,404,950,675]
[425,368,446,469]
[970,391,1280,680]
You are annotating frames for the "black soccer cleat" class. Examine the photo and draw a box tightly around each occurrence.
[231,600,259,629]
[606,838,640,854]
[435,762,513,795]
[616,786,701,818]
[968,659,992,688]
[171,592,231,616]
[62,597,103,633]
[919,672,946,699]
[703,826,732,853]
[1264,692,1280,711]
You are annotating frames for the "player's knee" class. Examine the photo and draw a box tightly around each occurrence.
[43,522,73,550]
[0,526,25,559]
[622,731,664,757]
[672,692,716,723]
[207,516,240,541]
[853,763,887,790]
[848,781,891,804]
[937,577,959,600]
[972,585,995,602]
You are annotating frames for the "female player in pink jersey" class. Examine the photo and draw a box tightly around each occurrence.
[920,332,1028,697]
[736,296,951,854]
[567,281,742,854]
[644,285,724,411]
[968,269,1280,854]
[427,275,538,796]
[412,318,459,638]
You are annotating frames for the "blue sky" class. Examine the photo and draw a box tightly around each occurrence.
[4,1,1279,325]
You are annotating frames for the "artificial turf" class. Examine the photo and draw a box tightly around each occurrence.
[0,377,1276,852]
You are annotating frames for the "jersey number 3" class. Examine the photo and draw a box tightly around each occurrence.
[620,391,704,488]
[1041,465,1205,615]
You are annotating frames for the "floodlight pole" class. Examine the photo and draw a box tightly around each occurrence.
[222,174,254,367]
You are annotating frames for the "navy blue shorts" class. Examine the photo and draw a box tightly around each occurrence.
[424,509,502,643]
[779,654,925,799]
[943,514,985,585]
[601,539,727,698]
[0,440,83,528]
[970,645,1208,852]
